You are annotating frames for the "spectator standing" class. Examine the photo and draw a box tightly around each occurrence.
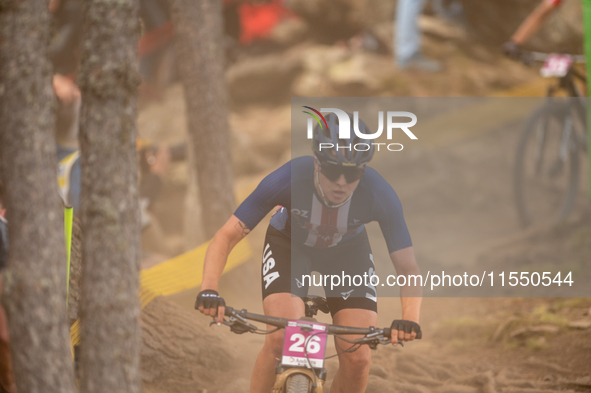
[395,0,441,71]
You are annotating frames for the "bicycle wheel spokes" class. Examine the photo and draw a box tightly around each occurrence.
[514,104,580,228]
[533,124,548,175]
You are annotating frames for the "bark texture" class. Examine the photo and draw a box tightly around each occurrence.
[77,1,142,392]
[169,0,236,239]
[0,1,77,392]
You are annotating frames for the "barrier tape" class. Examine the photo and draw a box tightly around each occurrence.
[64,207,73,307]
[64,206,74,358]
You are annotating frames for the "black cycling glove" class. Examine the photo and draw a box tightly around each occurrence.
[390,319,422,339]
[502,40,521,60]
[195,290,226,311]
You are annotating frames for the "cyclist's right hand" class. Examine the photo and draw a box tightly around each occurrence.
[502,40,522,60]
[390,319,422,343]
[195,289,226,324]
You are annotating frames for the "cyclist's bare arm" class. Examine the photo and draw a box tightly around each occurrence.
[390,246,422,342]
[199,214,250,323]
[511,0,559,45]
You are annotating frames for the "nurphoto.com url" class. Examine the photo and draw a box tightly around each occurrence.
[302,271,574,291]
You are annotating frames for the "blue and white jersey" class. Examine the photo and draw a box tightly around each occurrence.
[234,156,412,253]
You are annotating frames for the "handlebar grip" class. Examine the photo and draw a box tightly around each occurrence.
[384,327,422,340]
[224,306,234,316]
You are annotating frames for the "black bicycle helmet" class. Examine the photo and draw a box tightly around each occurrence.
[312,111,375,166]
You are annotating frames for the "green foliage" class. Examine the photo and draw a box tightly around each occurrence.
[532,305,569,327]
[525,336,547,350]
[550,298,591,312]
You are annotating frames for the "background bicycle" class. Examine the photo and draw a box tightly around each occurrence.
[512,51,588,228]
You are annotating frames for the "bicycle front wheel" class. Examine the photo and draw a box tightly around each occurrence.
[514,102,580,228]
[285,374,312,393]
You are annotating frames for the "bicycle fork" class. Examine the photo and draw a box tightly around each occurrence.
[272,364,327,393]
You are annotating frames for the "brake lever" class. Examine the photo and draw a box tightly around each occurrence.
[210,316,258,334]
[357,332,404,349]
[209,318,233,328]
[376,339,404,347]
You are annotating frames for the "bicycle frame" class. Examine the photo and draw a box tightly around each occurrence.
[544,56,588,152]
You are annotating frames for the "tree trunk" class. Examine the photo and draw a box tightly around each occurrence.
[0,0,77,392]
[182,168,207,249]
[77,1,142,392]
[169,0,236,239]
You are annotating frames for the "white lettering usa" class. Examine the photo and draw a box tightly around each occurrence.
[262,243,280,289]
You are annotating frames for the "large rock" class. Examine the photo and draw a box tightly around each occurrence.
[460,0,583,54]
[230,105,292,175]
[268,17,309,47]
[326,52,397,95]
[291,45,349,97]
[292,45,399,97]
[285,0,398,41]
[141,297,235,393]
[226,48,303,103]
[285,0,366,42]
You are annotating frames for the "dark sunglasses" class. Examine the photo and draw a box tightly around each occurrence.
[319,162,366,183]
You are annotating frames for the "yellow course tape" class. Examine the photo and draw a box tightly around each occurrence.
[489,78,549,98]
[70,239,253,346]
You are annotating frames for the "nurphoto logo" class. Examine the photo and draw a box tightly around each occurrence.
[303,106,418,152]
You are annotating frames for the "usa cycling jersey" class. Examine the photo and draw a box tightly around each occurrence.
[234,156,412,253]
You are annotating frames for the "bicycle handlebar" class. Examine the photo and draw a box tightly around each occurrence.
[223,306,422,340]
[518,50,586,65]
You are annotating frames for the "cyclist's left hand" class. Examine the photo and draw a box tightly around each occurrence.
[390,319,421,343]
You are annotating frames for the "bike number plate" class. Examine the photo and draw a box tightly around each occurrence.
[540,54,573,78]
[282,321,328,368]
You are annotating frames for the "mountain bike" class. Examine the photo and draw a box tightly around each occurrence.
[217,296,421,393]
[513,51,587,228]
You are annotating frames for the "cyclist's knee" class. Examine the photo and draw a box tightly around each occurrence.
[339,346,371,372]
[262,330,285,359]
